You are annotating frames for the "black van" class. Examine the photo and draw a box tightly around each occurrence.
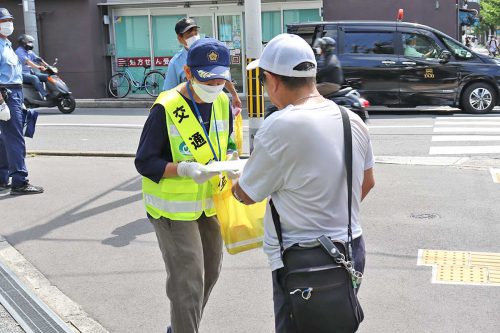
[287,21,500,114]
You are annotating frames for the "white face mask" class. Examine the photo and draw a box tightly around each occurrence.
[192,81,225,103]
[0,22,14,37]
[185,34,200,49]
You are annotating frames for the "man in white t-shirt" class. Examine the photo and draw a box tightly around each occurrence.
[231,33,375,333]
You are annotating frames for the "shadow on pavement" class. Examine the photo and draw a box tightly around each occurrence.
[4,177,143,245]
[102,218,154,247]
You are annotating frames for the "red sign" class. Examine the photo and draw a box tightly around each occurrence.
[116,57,152,67]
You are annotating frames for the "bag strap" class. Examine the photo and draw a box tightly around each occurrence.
[340,106,354,261]
[269,199,284,257]
[270,105,354,259]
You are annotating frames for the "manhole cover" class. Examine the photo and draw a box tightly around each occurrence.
[410,213,440,219]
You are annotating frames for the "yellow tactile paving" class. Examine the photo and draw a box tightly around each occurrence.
[417,249,500,286]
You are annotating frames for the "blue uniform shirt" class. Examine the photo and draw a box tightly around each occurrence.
[14,46,41,74]
[0,38,22,85]
[162,48,188,91]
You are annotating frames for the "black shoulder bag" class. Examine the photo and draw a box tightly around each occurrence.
[269,106,364,333]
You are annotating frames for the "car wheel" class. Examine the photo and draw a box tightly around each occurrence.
[461,82,497,114]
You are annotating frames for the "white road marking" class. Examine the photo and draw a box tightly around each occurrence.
[432,135,500,142]
[37,123,143,128]
[437,115,500,120]
[435,121,500,126]
[368,125,433,129]
[430,146,500,155]
[434,127,500,133]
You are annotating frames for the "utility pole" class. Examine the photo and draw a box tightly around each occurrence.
[22,0,39,54]
[244,0,263,153]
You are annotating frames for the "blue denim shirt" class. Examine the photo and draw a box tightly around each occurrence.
[0,38,22,85]
[14,46,41,74]
[162,47,188,91]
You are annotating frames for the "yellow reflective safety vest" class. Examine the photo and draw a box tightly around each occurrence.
[142,89,230,221]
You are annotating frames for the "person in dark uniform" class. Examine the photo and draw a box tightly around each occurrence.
[0,8,43,195]
[314,37,344,96]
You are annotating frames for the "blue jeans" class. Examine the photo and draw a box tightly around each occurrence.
[0,87,29,187]
[272,235,366,333]
[22,73,48,97]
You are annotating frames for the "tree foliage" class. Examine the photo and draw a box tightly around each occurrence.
[480,0,500,29]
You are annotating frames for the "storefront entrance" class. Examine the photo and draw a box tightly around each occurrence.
[110,2,321,96]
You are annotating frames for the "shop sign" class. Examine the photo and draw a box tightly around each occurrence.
[117,57,152,67]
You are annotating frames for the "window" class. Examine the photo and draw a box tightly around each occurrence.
[283,9,321,32]
[441,36,473,59]
[344,32,394,54]
[322,25,338,41]
[402,33,441,59]
[262,11,281,43]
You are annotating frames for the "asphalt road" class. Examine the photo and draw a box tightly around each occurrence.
[1,106,500,333]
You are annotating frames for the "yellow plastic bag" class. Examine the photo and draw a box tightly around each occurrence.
[234,113,244,155]
[213,179,266,254]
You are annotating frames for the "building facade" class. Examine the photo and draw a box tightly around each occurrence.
[4,0,111,99]
[104,0,322,96]
[3,0,322,98]
[323,0,461,40]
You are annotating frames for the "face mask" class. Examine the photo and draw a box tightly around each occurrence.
[25,42,34,51]
[192,81,225,103]
[185,34,200,49]
[0,22,14,37]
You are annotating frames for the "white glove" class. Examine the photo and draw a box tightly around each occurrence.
[0,102,11,121]
[226,151,241,180]
[177,161,219,184]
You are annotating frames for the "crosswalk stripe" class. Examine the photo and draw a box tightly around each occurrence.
[437,115,500,120]
[435,121,500,126]
[490,168,500,183]
[434,127,500,133]
[430,146,500,155]
[431,135,500,142]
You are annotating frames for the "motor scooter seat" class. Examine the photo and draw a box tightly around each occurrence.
[325,87,353,98]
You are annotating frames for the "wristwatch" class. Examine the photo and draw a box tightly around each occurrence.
[232,187,245,204]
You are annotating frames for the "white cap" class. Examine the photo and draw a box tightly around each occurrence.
[246,33,317,78]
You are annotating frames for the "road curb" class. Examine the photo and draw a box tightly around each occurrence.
[0,236,109,333]
[28,151,136,158]
[76,99,153,108]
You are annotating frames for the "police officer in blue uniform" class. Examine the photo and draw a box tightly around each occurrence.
[0,8,43,195]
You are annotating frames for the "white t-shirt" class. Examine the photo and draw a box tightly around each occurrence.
[238,100,374,271]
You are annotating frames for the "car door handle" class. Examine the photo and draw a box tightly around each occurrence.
[381,60,396,65]
[402,61,416,65]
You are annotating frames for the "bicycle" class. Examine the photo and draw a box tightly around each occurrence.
[108,65,165,98]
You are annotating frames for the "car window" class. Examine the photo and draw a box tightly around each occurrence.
[322,25,338,40]
[343,32,395,54]
[441,36,474,60]
[402,33,441,59]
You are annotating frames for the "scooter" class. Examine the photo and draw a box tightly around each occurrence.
[265,84,369,122]
[325,86,369,122]
[23,58,76,114]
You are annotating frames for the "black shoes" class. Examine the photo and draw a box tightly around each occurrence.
[10,183,44,195]
[0,183,11,191]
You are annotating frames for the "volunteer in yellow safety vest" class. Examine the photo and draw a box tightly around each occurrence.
[135,37,236,333]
